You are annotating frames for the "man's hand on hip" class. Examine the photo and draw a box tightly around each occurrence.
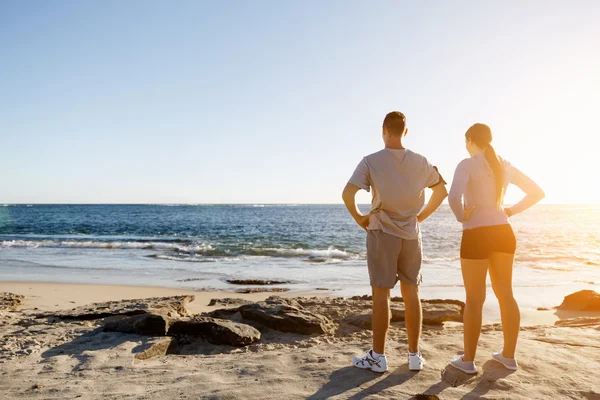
[356,214,370,231]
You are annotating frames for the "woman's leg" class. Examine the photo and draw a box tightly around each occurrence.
[461,258,489,362]
[489,252,520,358]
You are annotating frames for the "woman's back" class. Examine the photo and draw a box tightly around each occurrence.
[449,153,540,230]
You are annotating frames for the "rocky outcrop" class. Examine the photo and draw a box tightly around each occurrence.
[557,290,600,311]
[104,313,171,336]
[350,295,465,312]
[208,298,254,307]
[226,279,291,285]
[344,302,463,329]
[168,316,261,346]
[209,297,334,335]
[40,296,194,321]
[239,298,333,334]
[0,293,24,311]
[294,296,464,330]
[395,302,463,325]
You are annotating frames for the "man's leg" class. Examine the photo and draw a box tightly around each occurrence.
[372,286,391,354]
[400,281,421,353]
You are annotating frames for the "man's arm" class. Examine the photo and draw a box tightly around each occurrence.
[417,182,448,223]
[342,183,370,231]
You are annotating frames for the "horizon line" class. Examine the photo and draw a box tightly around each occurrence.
[2,202,598,206]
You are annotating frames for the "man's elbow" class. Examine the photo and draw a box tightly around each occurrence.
[341,185,352,202]
[440,186,449,199]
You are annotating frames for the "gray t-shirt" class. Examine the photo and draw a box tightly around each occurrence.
[348,148,444,240]
[448,153,542,230]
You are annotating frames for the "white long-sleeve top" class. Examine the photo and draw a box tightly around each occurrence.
[449,153,543,230]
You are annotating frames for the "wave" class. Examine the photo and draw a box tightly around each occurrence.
[515,254,596,264]
[0,239,213,252]
[165,246,360,262]
[0,239,359,262]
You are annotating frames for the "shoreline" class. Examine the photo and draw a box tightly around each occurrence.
[0,280,561,325]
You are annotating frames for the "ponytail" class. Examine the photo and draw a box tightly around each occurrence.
[465,123,504,207]
[484,144,505,206]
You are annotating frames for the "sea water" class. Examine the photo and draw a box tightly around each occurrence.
[1,204,598,313]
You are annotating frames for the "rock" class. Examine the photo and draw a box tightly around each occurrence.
[134,337,180,360]
[208,298,254,307]
[348,295,465,312]
[557,290,600,311]
[420,303,463,325]
[345,313,373,329]
[206,308,241,320]
[422,299,465,314]
[40,296,194,321]
[345,303,462,330]
[235,288,290,294]
[235,297,334,335]
[537,307,552,311]
[104,313,171,335]
[350,295,404,303]
[226,279,291,285]
[168,316,261,346]
[0,293,24,311]
[315,288,329,291]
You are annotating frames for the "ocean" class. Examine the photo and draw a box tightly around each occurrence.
[0,204,598,313]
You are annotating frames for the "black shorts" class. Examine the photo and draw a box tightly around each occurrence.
[460,224,517,260]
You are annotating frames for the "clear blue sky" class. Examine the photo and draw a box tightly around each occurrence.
[1,1,598,204]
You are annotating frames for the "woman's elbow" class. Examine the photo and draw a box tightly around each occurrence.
[537,188,546,202]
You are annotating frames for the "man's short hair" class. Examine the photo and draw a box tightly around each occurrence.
[383,111,406,136]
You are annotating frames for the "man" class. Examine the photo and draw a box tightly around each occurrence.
[342,111,448,372]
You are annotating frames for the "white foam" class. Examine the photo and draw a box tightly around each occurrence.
[0,239,214,252]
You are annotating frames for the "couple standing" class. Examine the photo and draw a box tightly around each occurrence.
[342,111,544,374]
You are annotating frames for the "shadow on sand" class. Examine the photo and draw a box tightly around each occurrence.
[307,365,418,400]
[40,327,158,372]
[415,359,515,400]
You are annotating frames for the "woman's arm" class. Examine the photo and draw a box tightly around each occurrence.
[448,160,470,221]
[505,164,545,216]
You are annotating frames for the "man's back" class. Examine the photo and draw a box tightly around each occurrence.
[349,148,442,240]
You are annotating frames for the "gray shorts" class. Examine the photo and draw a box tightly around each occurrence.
[367,230,423,288]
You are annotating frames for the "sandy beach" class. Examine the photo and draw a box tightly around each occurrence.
[1,282,599,400]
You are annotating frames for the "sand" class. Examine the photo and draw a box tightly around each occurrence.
[0,281,305,315]
[1,282,599,400]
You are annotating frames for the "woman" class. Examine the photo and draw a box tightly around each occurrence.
[448,123,544,374]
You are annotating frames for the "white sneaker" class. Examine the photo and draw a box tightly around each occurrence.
[492,351,518,371]
[450,355,477,374]
[408,351,426,371]
[352,349,388,373]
